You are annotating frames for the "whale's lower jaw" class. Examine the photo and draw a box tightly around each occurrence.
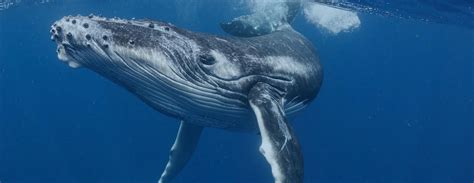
[56,42,258,131]
[104,68,258,131]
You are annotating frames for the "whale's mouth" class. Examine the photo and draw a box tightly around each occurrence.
[55,43,82,68]
[50,23,83,69]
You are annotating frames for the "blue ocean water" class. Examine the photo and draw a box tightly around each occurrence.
[0,0,473,183]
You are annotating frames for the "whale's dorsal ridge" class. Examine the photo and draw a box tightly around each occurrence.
[220,0,301,37]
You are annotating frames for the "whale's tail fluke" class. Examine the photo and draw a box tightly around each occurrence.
[220,0,302,37]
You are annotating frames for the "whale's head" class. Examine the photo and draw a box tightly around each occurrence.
[50,15,254,124]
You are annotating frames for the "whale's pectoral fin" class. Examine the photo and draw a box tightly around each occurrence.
[248,82,304,183]
[158,121,203,183]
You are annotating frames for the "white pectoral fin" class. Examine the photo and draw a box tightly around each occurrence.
[158,121,203,183]
[249,82,304,183]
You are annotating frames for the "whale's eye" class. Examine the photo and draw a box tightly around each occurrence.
[164,27,170,31]
[199,54,215,65]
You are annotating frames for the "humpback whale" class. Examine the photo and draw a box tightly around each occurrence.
[50,2,322,182]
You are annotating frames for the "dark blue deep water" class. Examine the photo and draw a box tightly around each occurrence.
[0,1,473,183]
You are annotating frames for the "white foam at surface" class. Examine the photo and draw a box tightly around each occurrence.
[303,2,361,34]
[243,0,360,34]
[245,0,297,20]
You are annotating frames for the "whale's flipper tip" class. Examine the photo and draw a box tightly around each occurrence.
[249,82,304,183]
[159,121,203,183]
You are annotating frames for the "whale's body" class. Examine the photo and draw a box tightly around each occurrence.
[51,3,322,182]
